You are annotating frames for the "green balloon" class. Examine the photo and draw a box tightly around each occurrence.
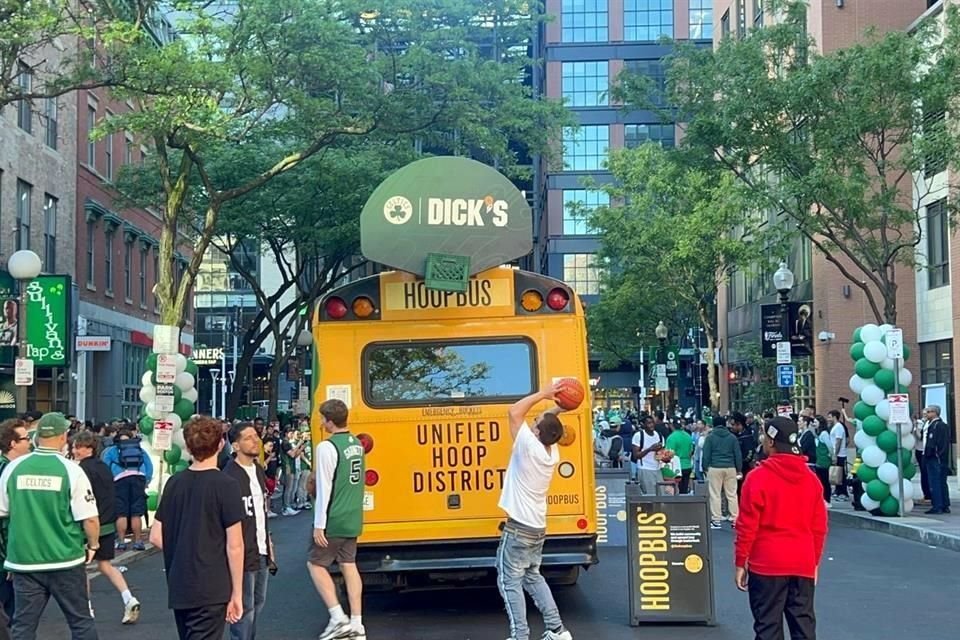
[174,399,195,422]
[849,342,866,361]
[174,460,189,473]
[876,430,898,453]
[146,491,159,512]
[880,495,900,516]
[852,327,862,343]
[163,444,182,465]
[185,358,199,377]
[855,358,881,379]
[857,464,878,484]
[146,353,158,373]
[862,415,886,437]
[873,369,896,392]
[903,462,917,480]
[866,479,891,502]
[902,344,911,361]
[139,416,155,436]
[854,401,876,421]
[886,449,911,466]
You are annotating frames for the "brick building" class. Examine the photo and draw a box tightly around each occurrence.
[715,0,931,415]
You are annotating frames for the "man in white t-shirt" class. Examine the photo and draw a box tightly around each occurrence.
[496,383,573,640]
[631,416,665,495]
[827,410,849,500]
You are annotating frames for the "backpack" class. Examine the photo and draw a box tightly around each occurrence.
[117,438,144,470]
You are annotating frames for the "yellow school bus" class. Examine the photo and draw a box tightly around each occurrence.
[311,265,598,590]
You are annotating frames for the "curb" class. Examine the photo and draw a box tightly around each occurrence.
[87,545,161,580]
[829,509,960,553]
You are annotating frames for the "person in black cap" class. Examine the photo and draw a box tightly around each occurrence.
[735,416,828,640]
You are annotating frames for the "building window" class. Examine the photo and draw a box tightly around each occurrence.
[919,339,954,426]
[44,98,57,149]
[689,0,713,39]
[561,61,609,107]
[625,59,667,107]
[105,229,115,293]
[140,145,149,166]
[721,9,730,38]
[563,189,609,235]
[124,240,132,300]
[754,0,764,27]
[86,220,96,287]
[926,198,949,289]
[923,105,947,178]
[122,343,149,418]
[87,106,97,167]
[106,132,114,181]
[43,195,57,272]
[562,125,609,171]
[125,135,134,165]
[154,253,160,311]
[563,254,600,295]
[561,0,608,43]
[16,63,31,133]
[737,0,747,37]
[140,247,147,304]
[625,124,675,148]
[15,180,31,252]
[624,0,673,42]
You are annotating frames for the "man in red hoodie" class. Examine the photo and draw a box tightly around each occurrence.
[735,416,828,640]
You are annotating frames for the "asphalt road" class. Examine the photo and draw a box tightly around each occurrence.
[35,510,960,640]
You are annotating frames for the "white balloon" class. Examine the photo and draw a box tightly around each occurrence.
[886,418,902,433]
[861,324,883,343]
[849,375,867,395]
[175,353,188,374]
[861,495,881,511]
[896,479,915,501]
[175,372,196,392]
[142,371,155,387]
[898,368,913,387]
[863,341,888,364]
[862,446,886,468]
[164,413,183,430]
[879,324,893,335]
[172,427,186,451]
[139,386,156,404]
[146,401,165,419]
[875,399,891,421]
[860,384,884,406]
[854,430,876,450]
[900,433,916,451]
[880,358,896,371]
[877,462,900,485]
[183,388,199,404]
[903,498,914,513]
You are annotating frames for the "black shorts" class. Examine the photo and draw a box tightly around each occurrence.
[94,533,116,561]
[115,475,147,518]
[307,537,357,568]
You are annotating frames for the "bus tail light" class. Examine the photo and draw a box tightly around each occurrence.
[547,288,570,311]
[352,296,375,318]
[325,297,348,320]
[365,470,380,486]
[576,518,589,530]
[520,290,544,312]
[357,433,374,453]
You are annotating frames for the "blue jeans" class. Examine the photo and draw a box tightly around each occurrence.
[11,567,97,640]
[496,521,563,640]
[926,458,951,512]
[229,558,269,640]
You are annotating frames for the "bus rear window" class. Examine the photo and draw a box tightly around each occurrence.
[363,339,536,406]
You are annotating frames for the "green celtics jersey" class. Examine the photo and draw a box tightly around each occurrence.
[325,432,365,538]
[0,448,98,572]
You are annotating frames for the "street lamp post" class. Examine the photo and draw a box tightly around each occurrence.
[773,261,795,406]
[8,250,43,413]
[655,321,668,413]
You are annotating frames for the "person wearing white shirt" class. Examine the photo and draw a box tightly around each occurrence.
[496,383,573,640]
[631,416,665,495]
[827,410,849,500]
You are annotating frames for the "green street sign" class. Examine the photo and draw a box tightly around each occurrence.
[360,156,533,277]
[24,275,71,367]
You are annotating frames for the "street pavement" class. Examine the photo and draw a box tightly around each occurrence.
[35,510,960,639]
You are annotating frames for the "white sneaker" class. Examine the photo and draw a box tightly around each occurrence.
[318,617,352,640]
[267,510,279,519]
[543,629,573,640]
[351,624,367,640]
[282,507,300,516]
[122,596,141,624]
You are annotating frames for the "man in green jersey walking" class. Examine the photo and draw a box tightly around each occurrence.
[0,412,100,640]
[309,399,366,640]
[665,422,694,494]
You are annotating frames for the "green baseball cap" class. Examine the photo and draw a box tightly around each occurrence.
[36,412,70,438]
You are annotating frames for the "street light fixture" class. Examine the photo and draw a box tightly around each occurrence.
[7,250,43,413]
[773,261,794,406]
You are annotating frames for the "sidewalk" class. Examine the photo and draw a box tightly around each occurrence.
[828,478,960,552]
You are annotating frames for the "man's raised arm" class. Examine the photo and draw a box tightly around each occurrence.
[507,383,563,439]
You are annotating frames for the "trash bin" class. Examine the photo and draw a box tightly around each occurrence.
[625,482,716,625]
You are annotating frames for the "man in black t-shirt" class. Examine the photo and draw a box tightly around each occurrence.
[150,416,246,640]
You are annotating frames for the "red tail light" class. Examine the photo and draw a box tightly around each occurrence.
[576,518,588,530]
[357,433,374,453]
[547,288,570,311]
[365,470,379,486]
[325,297,348,319]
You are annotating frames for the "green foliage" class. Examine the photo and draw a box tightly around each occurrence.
[662,2,960,323]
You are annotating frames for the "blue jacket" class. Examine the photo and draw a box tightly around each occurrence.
[103,441,154,483]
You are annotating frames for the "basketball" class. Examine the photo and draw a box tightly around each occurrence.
[555,378,585,411]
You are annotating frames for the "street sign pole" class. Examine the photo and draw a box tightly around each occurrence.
[888,328,905,518]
